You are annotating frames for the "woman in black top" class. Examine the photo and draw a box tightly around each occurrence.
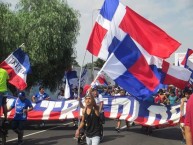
[75,94,101,145]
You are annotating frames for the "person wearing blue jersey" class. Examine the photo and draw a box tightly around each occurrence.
[31,86,50,103]
[7,92,33,145]
[31,86,50,127]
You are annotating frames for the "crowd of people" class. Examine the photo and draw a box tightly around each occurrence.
[56,84,193,145]
[1,66,193,145]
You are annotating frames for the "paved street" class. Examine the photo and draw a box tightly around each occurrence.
[6,119,184,145]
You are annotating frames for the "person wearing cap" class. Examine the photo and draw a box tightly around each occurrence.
[7,92,33,145]
[75,94,102,145]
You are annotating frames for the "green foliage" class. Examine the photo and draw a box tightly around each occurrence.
[0,0,80,91]
[94,58,105,68]
[0,2,20,62]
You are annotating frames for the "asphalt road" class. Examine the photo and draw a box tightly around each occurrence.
[5,119,184,145]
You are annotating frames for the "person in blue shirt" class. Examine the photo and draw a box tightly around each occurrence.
[7,92,33,145]
[31,86,50,103]
[31,86,50,127]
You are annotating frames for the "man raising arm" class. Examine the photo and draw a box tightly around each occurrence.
[75,94,101,145]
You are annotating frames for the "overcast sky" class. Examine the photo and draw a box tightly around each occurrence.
[2,0,193,65]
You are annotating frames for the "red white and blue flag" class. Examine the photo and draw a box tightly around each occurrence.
[79,65,88,87]
[64,69,78,99]
[0,48,31,90]
[86,0,180,61]
[181,48,193,66]
[161,60,191,89]
[86,0,190,99]
[101,35,191,100]
[181,48,193,83]
[97,74,108,86]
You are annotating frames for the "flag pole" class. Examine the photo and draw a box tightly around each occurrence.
[91,52,114,86]
[77,49,87,127]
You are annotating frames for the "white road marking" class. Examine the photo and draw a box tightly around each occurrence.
[7,122,73,142]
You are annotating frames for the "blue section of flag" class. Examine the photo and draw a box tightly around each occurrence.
[13,48,31,74]
[108,37,120,55]
[66,70,77,80]
[183,48,193,82]
[81,65,87,78]
[65,70,78,99]
[114,35,141,68]
[100,0,119,21]
[111,35,160,99]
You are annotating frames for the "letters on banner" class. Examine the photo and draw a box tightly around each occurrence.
[6,95,182,126]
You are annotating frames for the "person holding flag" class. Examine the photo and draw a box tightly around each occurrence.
[75,94,102,145]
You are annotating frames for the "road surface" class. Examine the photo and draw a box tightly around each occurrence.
[6,119,184,145]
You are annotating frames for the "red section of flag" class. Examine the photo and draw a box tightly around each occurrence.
[0,61,27,90]
[86,22,108,56]
[162,61,189,89]
[128,55,159,91]
[119,7,181,59]
[97,74,108,85]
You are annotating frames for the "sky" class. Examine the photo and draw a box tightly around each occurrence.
[2,0,193,66]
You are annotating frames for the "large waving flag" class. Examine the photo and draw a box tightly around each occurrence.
[101,35,191,100]
[86,0,180,61]
[0,48,31,90]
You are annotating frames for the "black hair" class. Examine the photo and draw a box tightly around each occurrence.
[39,86,44,91]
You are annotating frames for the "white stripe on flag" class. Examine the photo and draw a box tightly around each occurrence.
[42,101,55,120]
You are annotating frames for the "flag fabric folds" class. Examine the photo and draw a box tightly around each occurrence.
[64,70,78,99]
[181,48,193,66]
[102,35,161,100]
[79,65,88,87]
[0,48,31,90]
[66,70,78,89]
[7,95,182,126]
[85,0,188,99]
[64,77,71,99]
[102,35,191,100]
[86,0,180,60]
[185,60,193,83]
[181,48,193,83]
[161,60,192,89]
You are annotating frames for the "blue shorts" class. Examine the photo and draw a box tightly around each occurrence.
[12,120,26,131]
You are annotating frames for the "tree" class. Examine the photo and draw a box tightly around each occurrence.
[15,0,80,90]
[0,2,20,62]
[94,58,105,68]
